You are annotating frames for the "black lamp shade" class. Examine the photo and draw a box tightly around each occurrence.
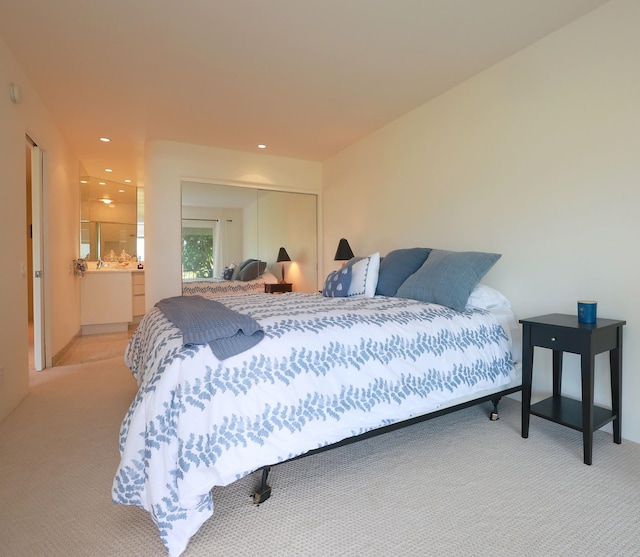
[334,238,354,261]
[276,247,291,262]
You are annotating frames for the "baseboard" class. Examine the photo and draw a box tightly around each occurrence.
[81,323,129,335]
[52,328,81,367]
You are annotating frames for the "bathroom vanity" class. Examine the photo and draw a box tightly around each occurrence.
[80,269,145,334]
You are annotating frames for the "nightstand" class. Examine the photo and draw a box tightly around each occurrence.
[264,283,292,294]
[520,313,625,465]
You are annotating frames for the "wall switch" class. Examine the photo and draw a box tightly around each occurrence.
[19,262,26,279]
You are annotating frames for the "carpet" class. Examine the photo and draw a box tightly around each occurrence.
[1,356,638,556]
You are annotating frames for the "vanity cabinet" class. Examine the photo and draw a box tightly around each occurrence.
[80,270,134,334]
[132,271,145,320]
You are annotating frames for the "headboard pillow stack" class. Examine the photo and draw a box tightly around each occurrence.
[395,249,501,312]
[323,247,500,311]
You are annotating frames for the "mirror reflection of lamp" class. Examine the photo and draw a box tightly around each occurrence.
[334,238,354,265]
[276,247,291,283]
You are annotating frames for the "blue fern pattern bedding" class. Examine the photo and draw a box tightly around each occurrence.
[182,276,271,298]
[112,292,516,556]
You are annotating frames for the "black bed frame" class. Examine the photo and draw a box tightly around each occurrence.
[252,383,522,504]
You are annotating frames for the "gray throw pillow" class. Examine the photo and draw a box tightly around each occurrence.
[238,260,266,281]
[375,248,431,297]
[395,249,501,312]
[231,258,255,280]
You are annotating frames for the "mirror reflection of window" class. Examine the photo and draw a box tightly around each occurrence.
[181,183,253,278]
[181,220,215,279]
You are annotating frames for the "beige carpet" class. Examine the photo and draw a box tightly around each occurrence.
[1,357,639,557]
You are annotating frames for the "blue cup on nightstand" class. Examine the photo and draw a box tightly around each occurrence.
[578,300,597,324]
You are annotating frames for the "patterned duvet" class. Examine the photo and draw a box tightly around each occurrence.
[182,276,273,298]
[112,292,516,556]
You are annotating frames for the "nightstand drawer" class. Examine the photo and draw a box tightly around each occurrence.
[530,327,582,353]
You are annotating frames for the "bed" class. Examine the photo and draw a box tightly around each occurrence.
[182,271,279,298]
[113,248,522,557]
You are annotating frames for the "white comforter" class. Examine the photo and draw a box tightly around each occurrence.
[181,273,276,298]
[112,293,516,556]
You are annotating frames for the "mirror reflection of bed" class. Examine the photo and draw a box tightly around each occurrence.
[181,182,318,297]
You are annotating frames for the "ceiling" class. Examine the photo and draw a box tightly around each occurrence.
[1,0,609,185]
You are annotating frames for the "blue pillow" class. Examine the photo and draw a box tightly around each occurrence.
[375,248,431,296]
[238,260,266,281]
[231,258,257,280]
[395,249,501,312]
[322,264,353,297]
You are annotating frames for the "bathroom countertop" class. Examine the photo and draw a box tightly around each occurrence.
[85,266,143,273]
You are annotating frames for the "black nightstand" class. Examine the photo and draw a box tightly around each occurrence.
[264,283,292,294]
[520,313,625,465]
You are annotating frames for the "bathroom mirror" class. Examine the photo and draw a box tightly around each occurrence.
[181,181,318,292]
[80,175,143,261]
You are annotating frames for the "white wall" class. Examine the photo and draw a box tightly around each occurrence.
[144,140,322,307]
[323,0,640,443]
[0,36,80,423]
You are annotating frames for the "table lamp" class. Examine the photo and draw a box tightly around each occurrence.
[334,238,354,263]
[276,247,291,283]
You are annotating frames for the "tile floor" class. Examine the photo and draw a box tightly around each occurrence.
[28,322,134,372]
[54,329,135,366]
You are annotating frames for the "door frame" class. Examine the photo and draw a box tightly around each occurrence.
[27,138,46,370]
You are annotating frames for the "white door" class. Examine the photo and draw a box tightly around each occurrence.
[30,143,45,371]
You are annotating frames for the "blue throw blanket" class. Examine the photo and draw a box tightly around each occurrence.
[155,295,264,360]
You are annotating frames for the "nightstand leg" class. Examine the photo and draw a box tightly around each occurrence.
[552,350,563,397]
[521,325,533,438]
[610,328,623,444]
[581,352,595,465]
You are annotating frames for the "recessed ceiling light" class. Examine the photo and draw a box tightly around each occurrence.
[99,137,111,142]
[105,168,113,173]
[118,189,125,193]
[124,179,132,183]
[100,199,112,204]
[258,144,267,149]
[80,180,88,184]
[99,181,106,185]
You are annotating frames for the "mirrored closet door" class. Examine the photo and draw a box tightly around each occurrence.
[181,182,318,293]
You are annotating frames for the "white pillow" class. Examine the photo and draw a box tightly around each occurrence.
[465,284,511,310]
[261,271,279,284]
[465,284,521,362]
[348,252,380,298]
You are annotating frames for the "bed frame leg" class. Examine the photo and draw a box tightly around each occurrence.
[252,466,272,505]
[490,397,501,421]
